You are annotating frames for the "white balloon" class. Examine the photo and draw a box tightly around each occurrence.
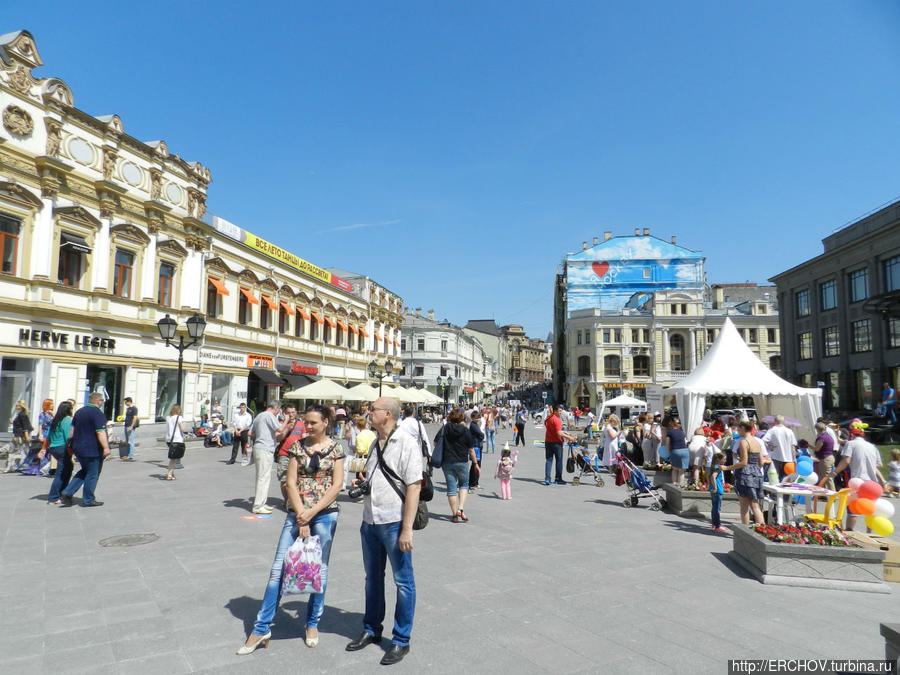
[806,471,818,485]
[874,498,896,519]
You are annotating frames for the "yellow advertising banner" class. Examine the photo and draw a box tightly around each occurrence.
[243,233,332,284]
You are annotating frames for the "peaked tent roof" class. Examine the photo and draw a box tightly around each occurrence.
[602,394,648,408]
[667,317,811,396]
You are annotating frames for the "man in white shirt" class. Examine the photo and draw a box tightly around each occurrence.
[762,415,797,480]
[346,397,422,666]
[826,429,887,529]
[227,402,253,465]
[398,405,432,458]
[249,400,282,514]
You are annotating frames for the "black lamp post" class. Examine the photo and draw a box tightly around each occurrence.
[436,375,453,409]
[368,359,393,397]
[157,313,206,407]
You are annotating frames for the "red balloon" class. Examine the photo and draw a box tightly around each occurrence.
[858,481,884,501]
[848,498,876,516]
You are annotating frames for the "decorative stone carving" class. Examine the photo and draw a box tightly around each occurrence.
[41,79,73,108]
[110,223,151,245]
[54,205,102,229]
[185,232,209,252]
[146,209,164,234]
[196,195,207,218]
[149,169,162,201]
[102,147,118,181]
[0,182,43,208]
[187,190,197,218]
[44,118,62,156]
[39,172,61,198]
[3,105,34,136]
[7,66,31,94]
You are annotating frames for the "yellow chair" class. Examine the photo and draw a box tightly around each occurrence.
[804,488,850,529]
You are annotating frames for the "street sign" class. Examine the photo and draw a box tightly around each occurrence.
[542,391,547,400]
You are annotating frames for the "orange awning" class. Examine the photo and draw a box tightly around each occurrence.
[337,320,348,332]
[240,288,260,305]
[360,328,369,337]
[208,277,230,296]
[310,311,324,325]
[375,334,383,341]
[279,300,295,316]
[324,316,336,328]
[349,324,359,335]
[261,294,277,311]
[296,307,310,320]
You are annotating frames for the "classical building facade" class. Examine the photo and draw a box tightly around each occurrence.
[771,198,900,412]
[501,325,548,386]
[462,319,508,388]
[0,30,395,428]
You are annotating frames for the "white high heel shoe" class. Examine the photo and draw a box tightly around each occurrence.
[305,628,319,648]
[236,632,271,655]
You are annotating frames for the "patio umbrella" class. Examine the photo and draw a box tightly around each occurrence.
[345,383,379,402]
[282,378,363,401]
[761,415,803,428]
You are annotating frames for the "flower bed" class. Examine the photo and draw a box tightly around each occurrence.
[682,482,733,494]
[729,524,888,593]
[662,484,740,518]
[752,522,856,547]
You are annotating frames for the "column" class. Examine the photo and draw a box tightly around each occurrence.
[140,233,157,302]
[662,328,670,371]
[689,329,697,369]
[30,193,55,279]
[91,217,111,291]
[180,247,203,310]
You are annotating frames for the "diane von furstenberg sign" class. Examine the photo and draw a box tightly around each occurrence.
[199,348,247,366]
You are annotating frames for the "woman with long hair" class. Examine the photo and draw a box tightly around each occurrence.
[165,404,186,481]
[4,400,33,473]
[42,401,74,503]
[724,420,766,525]
[237,404,344,654]
[602,414,620,468]
[664,418,690,486]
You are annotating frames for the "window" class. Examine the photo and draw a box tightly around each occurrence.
[890,318,900,349]
[576,331,582,345]
[584,330,590,345]
[849,268,868,302]
[643,267,651,279]
[417,337,425,351]
[769,355,781,372]
[642,329,650,343]
[768,328,777,343]
[706,329,715,343]
[158,262,174,306]
[440,339,447,352]
[757,304,767,314]
[886,256,900,293]
[602,329,610,343]
[401,338,407,351]
[309,319,318,342]
[748,328,757,343]
[577,355,591,377]
[795,289,810,317]
[440,365,448,376]
[613,329,621,343]
[323,322,331,344]
[827,372,840,409]
[238,292,251,325]
[822,326,840,357]
[414,365,424,377]
[279,307,289,334]
[631,329,639,344]
[295,313,304,338]
[670,304,678,315]
[670,334,685,371]
[260,304,270,331]
[604,355,620,377]
[0,213,20,275]
[113,249,134,299]
[633,354,650,377]
[681,303,688,315]
[798,332,813,360]
[206,281,219,318]
[820,280,837,311]
[852,319,872,352]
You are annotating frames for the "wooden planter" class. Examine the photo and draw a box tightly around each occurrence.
[729,525,888,593]
[663,484,740,518]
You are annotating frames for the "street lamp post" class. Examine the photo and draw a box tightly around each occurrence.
[157,313,207,408]
[368,359,393,397]
[436,375,453,409]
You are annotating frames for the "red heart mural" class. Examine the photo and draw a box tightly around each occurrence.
[592,261,610,278]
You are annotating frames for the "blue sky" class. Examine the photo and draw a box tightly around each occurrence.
[8,2,900,339]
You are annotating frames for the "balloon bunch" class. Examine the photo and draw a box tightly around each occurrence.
[784,456,818,486]
[846,477,894,536]
[850,418,869,431]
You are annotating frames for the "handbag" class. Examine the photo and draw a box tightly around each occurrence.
[414,421,434,502]
[430,426,445,469]
[282,535,323,594]
[167,415,186,460]
[347,456,368,473]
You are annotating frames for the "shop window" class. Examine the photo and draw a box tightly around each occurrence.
[211,372,232,420]
[795,289,810,317]
[822,326,840,357]
[0,357,34,434]
[113,249,134,298]
[158,262,174,307]
[154,368,180,421]
[820,279,837,311]
[633,355,650,377]
[604,355,620,377]
[849,268,868,303]
[0,213,20,275]
[86,364,123,422]
[885,255,900,293]
[577,355,591,377]
[58,232,88,288]
[278,307,289,334]
[890,318,900,349]
[851,319,872,353]
[798,332,813,360]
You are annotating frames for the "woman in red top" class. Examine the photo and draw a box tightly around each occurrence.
[543,405,576,485]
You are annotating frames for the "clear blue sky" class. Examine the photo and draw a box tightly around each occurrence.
[9,2,900,339]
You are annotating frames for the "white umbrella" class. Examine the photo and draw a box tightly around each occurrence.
[282,378,363,401]
[345,383,379,402]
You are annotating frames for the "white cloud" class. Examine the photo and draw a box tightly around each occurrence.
[318,218,400,234]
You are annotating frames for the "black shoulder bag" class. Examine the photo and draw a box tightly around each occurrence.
[374,435,429,530]
[414,421,434,502]
[167,416,186,459]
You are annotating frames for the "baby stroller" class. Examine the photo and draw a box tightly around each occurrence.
[567,442,605,487]
[616,452,664,511]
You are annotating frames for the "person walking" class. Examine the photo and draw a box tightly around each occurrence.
[882,382,897,424]
[483,407,496,453]
[824,428,887,530]
[250,400,282,514]
[513,410,526,447]
[5,400,33,473]
[165,405,186,481]
[345,397,422,666]
[42,401,74,504]
[237,405,345,655]
[227,402,253,465]
[123,397,138,461]
[495,444,519,499]
[468,411,485,492]
[761,415,798,480]
[59,392,110,507]
[544,404,575,485]
[441,408,476,523]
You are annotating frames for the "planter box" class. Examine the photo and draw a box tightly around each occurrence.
[663,484,741,518]
[642,469,673,487]
[729,524,888,593]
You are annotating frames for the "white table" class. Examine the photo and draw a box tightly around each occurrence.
[761,483,836,525]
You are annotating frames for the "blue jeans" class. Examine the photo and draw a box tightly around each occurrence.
[125,428,136,458]
[252,510,339,635]
[47,446,73,502]
[884,404,897,424]
[62,455,103,505]
[360,520,415,647]
[485,429,495,453]
[544,441,563,482]
[442,461,470,496]
[710,492,722,528]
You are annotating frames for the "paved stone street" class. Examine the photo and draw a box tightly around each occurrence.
[1,423,897,674]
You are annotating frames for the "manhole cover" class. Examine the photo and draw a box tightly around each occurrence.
[98,533,160,548]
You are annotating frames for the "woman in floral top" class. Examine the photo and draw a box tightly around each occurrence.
[238,405,345,655]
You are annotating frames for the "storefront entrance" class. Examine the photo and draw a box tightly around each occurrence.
[211,372,233,422]
[85,364,123,421]
[1,357,35,433]
[155,368,183,422]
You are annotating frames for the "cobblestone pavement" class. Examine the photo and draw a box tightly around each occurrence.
[1,423,897,674]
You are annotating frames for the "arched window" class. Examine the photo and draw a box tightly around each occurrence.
[577,355,591,377]
[633,354,650,377]
[670,334,685,371]
[604,355,620,376]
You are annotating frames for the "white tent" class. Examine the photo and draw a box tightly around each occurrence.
[601,394,648,410]
[282,378,363,402]
[666,318,822,439]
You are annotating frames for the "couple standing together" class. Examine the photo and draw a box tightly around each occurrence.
[237,397,423,666]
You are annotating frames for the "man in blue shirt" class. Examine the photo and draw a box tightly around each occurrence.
[60,392,110,507]
[882,382,897,424]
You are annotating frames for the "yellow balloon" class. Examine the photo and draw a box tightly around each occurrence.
[866,515,895,537]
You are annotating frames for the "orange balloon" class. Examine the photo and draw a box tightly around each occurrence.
[858,481,884,501]
[849,497,876,516]
[784,462,796,476]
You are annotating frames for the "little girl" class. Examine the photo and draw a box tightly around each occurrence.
[888,448,900,497]
[709,452,728,533]
[495,444,519,500]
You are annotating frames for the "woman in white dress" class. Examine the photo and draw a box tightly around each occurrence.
[603,414,621,468]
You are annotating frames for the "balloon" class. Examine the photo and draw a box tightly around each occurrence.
[858,481,884,501]
[874,498,896,519]
[805,471,818,485]
[866,515,895,537]
[784,462,796,476]
[848,498,876,515]
[796,462,813,477]
[848,477,864,491]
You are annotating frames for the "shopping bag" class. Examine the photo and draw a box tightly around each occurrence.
[282,535,323,595]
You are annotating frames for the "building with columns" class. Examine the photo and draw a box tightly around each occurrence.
[0,30,396,428]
